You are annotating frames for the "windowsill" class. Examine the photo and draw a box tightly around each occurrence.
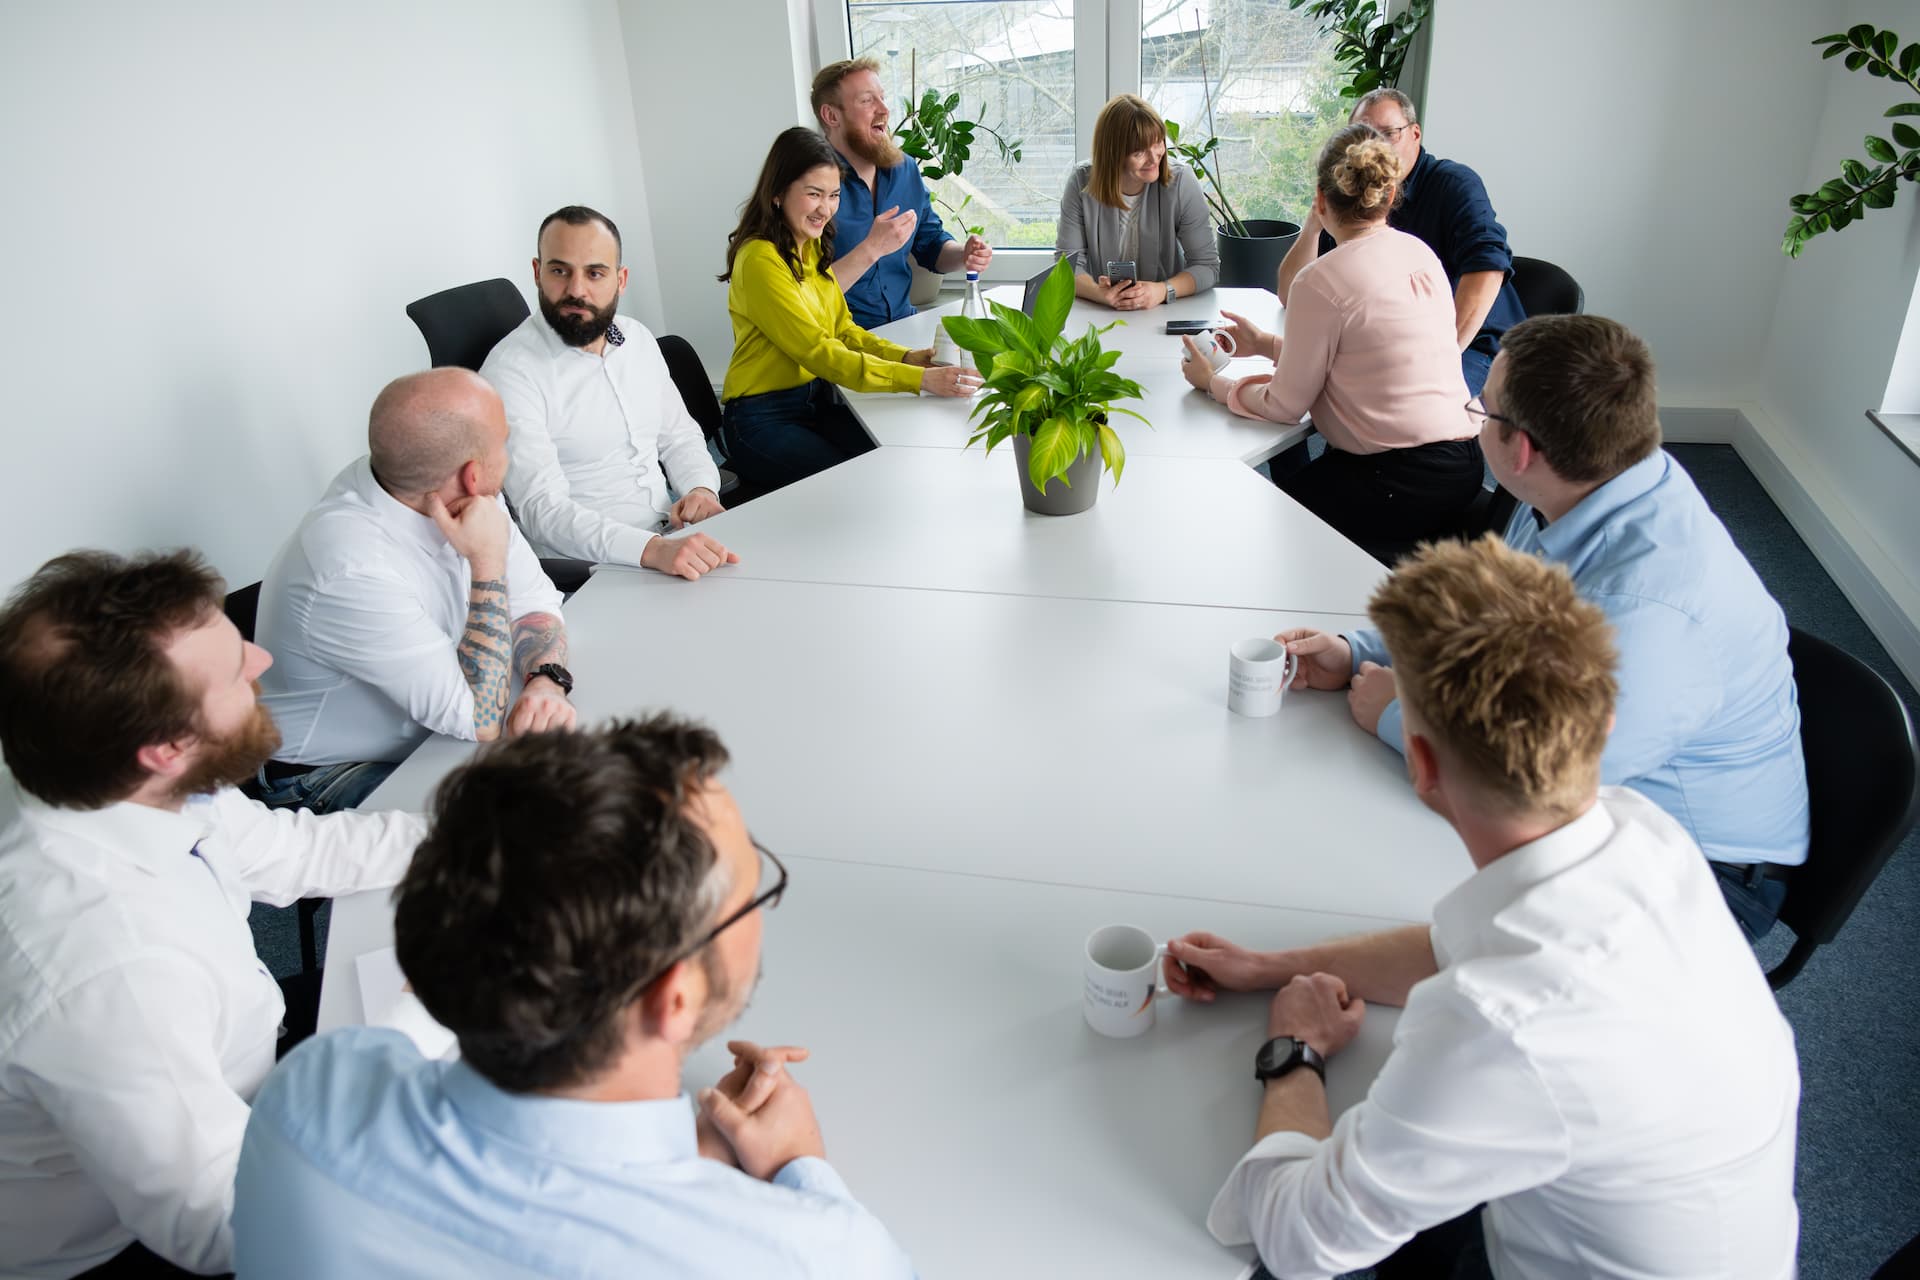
[1867,410,1920,468]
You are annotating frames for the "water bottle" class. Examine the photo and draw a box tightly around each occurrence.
[931,271,984,369]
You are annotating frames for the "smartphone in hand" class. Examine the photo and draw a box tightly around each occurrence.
[1104,260,1138,288]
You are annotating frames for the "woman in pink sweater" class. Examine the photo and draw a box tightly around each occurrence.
[1182,124,1481,560]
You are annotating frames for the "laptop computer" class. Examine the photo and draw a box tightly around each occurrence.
[1020,266,1054,316]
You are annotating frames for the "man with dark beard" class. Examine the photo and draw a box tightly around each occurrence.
[232,718,915,1279]
[0,550,426,1279]
[480,205,736,581]
[811,59,993,330]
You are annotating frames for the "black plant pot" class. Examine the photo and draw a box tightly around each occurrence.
[1215,219,1302,292]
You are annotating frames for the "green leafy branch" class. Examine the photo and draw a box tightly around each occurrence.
[1784,25,1920,258]
[941,260,1150,492]
[1165,118,1247,235]
[892,52,1024,238]
[1286,0,1431,99]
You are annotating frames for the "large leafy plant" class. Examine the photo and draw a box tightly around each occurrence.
[1783,24,1920,257]
[892,53,1023,237]
[941,260,1148,492]
[1287,0,1433,100]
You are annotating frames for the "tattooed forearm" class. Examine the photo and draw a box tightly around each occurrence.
[460,579,512,740]
[511,611,568,681]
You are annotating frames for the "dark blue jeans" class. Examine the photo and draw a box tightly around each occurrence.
[1462,346,1493,398]
[1711,860,1789,941]
[721,379,875,495]
[243,760,397,816]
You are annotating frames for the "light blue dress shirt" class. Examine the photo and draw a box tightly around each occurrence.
[1345,450,1810,867]
[232,1028,917,1279]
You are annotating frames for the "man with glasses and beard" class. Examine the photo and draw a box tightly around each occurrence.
[479,205,737,581]
[811,58,992,330]
[232,717,915,1279]
[0,550,426,1279]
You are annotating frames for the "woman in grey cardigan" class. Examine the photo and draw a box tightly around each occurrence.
[1056,94,1219,311]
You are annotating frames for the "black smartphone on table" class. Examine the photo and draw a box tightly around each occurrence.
[1164,319,1216,335]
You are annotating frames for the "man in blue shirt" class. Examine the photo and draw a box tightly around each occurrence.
[811,58,992,330]
[232,717,915,1278]
[1279,316,1809,939]
[1278,88,1525,397]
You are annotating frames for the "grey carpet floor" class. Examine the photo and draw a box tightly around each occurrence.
[248,443,1920,1277]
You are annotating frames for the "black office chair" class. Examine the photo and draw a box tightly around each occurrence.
[404,278,530,371]
[1767,627,1920,989]
[1510,257,1585,317]
[656,333,743,502]
[225,581,329,975]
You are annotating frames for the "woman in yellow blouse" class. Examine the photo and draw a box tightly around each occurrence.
[720,126,980,492]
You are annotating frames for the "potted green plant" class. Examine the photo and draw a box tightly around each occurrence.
[891,54,1024,305]
[941,260,1148,516]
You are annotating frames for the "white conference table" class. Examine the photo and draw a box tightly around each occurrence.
[314,277,1457,1276]
[689,446,1386,615]
[844,286,1307,466]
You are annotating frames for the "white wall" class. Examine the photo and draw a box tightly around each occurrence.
[1754,0,1920,672]
[617,0,813,377]
[0,0,660,595]
[1423,0,1832,404]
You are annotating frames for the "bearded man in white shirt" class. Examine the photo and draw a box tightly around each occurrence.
[251,368,578,812]
[1167,536,1800,1280]
[479,205,739,582]
[0,549,426,1279]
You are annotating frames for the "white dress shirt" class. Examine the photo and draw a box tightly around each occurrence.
[256,457,566,766]
[481,313,721,565]
[0,776,425,1278]
[1208,788,1800,1279]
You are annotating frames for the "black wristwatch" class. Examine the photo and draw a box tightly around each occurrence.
[530,662,574,696]
[1254,1036,1326,1085]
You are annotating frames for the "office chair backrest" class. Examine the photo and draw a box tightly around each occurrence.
[1510,257,1585,318]
[224,581,262,643]
[1769,627,1920,988]
[405,279,531,372]
[655,333,723,447]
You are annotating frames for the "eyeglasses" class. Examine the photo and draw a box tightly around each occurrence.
[635,839,788,993]
[1376,122,1415,141]
[1464,396,1518,429]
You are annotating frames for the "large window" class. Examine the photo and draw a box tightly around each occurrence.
[846,1,1077,248]
[836,0,1347,258]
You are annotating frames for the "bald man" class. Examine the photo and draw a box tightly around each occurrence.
[252,369,576,814]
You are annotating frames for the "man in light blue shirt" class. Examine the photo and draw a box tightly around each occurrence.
[231,717,915,1279]
[1280,315,1808,939]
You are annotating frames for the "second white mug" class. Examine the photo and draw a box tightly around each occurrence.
[1083,924,1169,1038]
[1227,637,1300,717]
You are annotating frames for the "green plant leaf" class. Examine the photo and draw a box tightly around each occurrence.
[1832,204,1856,229]
[1812,33,1848,44]
[1842,157,1872,184]
[1097,423,1126,486]
[993,306,1048,361]
[1862,181,1898,209]
[1875,29,1898,61]
[1893,123,1920,149]
[1846,50,1870,70]
[1902,42,1920,77]
[1848,23,1875,46]
[1866,134,1898,162]
[1027,415,1080,489]
[943,315,1008,357]
[1889,103,1920,117]
[1823,42,1849,59]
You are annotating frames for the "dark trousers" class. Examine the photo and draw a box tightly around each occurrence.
[1278,437,1486,564]
[1251,1206,1491,1280]
[1710,860,1789,941]
[75,1242,228,1279]
[721,379,875,495]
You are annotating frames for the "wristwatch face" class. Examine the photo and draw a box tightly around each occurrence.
[534,663,574,695]
[1254,1036,1304,1079]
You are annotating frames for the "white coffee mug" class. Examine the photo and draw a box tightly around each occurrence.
[1179,329,1237,374]
[1227,637,1300,717]
[1084,923,1170,1038]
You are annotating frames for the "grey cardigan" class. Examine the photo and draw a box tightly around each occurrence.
[1055,160,1220,293]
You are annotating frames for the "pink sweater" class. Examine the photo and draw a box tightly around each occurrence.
[1210,228,1474,454]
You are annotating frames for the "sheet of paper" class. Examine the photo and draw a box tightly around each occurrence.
[354,946,459,1060]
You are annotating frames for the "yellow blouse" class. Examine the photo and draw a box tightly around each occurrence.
[721,237,925,401]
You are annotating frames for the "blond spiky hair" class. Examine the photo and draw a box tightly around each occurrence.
[1369,535,1618,818]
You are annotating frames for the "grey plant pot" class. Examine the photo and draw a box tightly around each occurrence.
[1011,433,1102,516]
